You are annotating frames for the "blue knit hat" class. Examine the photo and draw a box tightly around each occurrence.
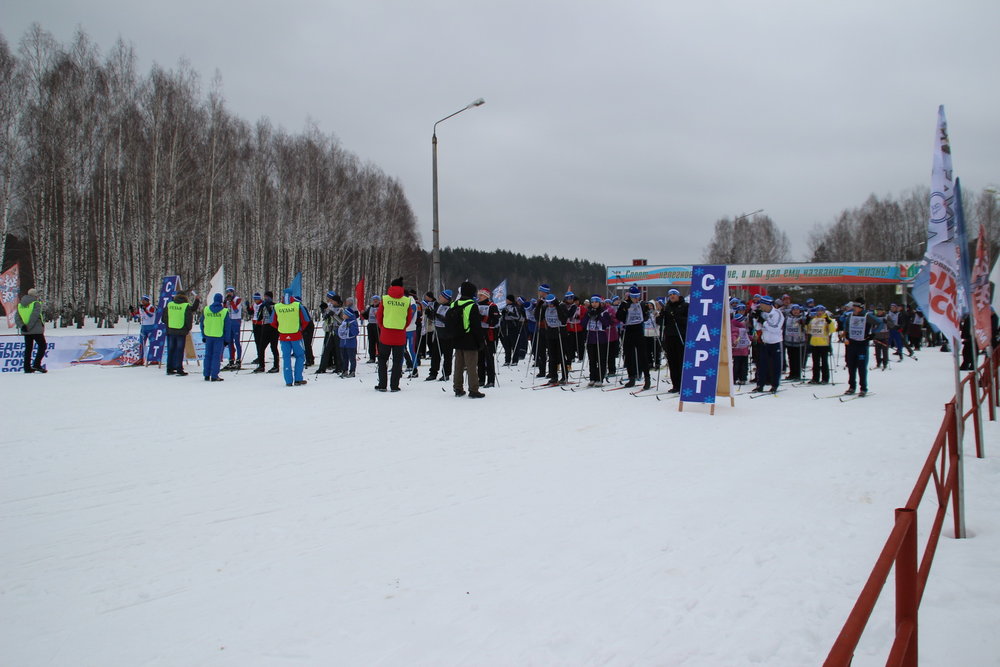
[544,293,556,303]
[141,295,150,301]
[564,291,575,300]
[226,286,235,292]
[760,295,775,305]
[326,290,337,299]
[440,289,453,300]
[252,292,262,300]
[591,294,603,302]
[538,283,551,293]
[668,289,681,296]
[628,284,641,299]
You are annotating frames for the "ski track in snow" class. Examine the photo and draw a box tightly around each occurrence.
[2,327,999,665]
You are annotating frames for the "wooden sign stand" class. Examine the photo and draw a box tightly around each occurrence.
[678,304,735,416]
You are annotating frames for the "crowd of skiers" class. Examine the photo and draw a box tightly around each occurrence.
[141,281,962,399]
[18,279,981,403]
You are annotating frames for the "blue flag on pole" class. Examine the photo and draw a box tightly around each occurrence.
[678,265,727,404]
[287,272,302,300]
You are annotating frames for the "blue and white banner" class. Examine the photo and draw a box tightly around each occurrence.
[679,265,727,404]
[147,275,180,364]
[492,279,507,306]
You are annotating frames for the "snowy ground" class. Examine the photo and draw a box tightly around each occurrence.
[2,324,999,666]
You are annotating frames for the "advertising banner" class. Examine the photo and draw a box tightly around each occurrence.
[606,262,920,288]
[1,331,205,374]
[0,333,142,372]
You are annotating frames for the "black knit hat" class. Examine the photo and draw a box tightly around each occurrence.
[390,276,404,287]
[460,281,477,298]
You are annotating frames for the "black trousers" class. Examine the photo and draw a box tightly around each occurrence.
[785,345,805,380]
[478,339,497,385]
[545,329,567,380]
[607,340,619,375]
[377,343,405,390]
[663,335,685,390]
[23,334,46,370]
[302,322,316,366]
[258,326,279,368]
[428,333,453,378]
[846,341,869,391]
[811,347,830,383]
[587,342,606,381]
[623,331,648,380]
[367,323,379,361]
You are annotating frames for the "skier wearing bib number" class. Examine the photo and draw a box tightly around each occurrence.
[841,298,879,396]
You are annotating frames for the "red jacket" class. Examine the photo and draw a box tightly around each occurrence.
[376,285,413,346]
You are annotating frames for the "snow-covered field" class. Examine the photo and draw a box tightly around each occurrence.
[2,325,999,666]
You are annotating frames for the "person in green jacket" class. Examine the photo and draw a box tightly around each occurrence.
[14,288,47,373]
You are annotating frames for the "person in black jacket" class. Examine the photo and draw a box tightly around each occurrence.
[616,284,651,389]
[452,281,486,398]
[253,291,279,373]
[659,288,688,393]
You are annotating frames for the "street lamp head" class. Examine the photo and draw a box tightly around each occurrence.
[469,98,485,108]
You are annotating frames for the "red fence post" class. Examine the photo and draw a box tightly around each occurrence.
[946,402,965,539]
[889,508,919,667]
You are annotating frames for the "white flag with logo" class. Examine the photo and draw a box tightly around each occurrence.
[923,106,962,343]
[492,279,507,306]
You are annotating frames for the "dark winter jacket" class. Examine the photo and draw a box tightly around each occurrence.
[659,299,688,339]
[15,295,45,335]
[451,298,485,351]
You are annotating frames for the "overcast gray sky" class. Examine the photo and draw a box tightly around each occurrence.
[3,0,998,267]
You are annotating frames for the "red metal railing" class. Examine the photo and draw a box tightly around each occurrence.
[824,345,997,666]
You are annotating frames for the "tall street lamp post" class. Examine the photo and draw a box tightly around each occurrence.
[432,98,485,293]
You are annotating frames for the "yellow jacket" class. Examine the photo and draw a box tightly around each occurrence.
[807,315,838,347]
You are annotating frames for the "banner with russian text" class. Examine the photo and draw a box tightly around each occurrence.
[1,263,19,328]
[971,224,992,350]
[678,265,727,404]
[147,275,181,364]
[923,105,962,343]
[606,261,920,288]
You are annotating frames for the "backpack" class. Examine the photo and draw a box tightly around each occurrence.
[444,301,471,339]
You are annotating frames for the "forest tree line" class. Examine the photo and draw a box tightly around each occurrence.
[0,25,425,312]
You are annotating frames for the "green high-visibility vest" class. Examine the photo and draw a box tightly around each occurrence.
[454,299,475,333]
[381,294,409,330]
[202,306,228,338]
[166,301,190,329]
[17,301,38,326]
[275,302,301,334]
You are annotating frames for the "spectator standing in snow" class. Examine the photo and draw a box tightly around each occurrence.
[163,290,194,376]
[201,293,228,382]
[452,281,486,398]
[15,288,47,374]
[375,277,413,392]
[270,292,311,387]
[659,288,688,393]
